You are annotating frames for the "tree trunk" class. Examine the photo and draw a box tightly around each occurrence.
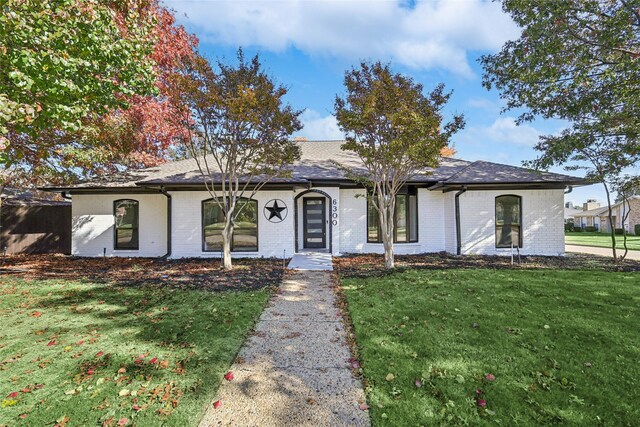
[378,193,395,269]
[603,182,617,261]
[383,237,394,269]
[222,221,233,270]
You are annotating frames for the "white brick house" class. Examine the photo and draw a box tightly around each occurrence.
[45,140,584,258]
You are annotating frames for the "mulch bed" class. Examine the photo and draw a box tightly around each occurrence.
[0,254,287,291]
[334,252,640,278]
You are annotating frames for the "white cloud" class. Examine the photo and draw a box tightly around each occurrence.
[455,116,543,156]
[485,117,541,146]
[165,0,519,77]
[298,110,344,140]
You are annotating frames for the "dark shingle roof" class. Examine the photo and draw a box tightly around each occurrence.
[440,160,581,185]
[42,140,584,191]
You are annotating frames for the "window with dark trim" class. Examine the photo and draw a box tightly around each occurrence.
[114,199,139,250]
[495,195,522,248]
[202,198,258,252]
[367,188,418,243]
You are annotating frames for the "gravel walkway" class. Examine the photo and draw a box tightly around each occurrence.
[199,270,370,427]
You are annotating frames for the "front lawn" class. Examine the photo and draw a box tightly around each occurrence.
[565,231,640,251]
[340,268,640,425]
[0,259,274,426]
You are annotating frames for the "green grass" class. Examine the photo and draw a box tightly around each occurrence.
[342,269,640,425]
[0,277,269,426]
[565,231,640,250]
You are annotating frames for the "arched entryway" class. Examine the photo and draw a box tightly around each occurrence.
[294,189,332,253]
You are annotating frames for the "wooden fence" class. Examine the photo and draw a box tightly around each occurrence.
[0,204,71,254]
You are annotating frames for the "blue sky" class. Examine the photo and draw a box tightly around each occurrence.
[164,0,603,205]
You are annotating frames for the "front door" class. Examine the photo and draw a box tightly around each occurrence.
[303,198,326,249]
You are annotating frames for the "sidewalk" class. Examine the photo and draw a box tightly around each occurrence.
[198,270,369,427]
[566,244,640,260]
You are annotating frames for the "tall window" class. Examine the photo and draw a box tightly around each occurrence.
[367,189,418,243]
[202,198,258,252]
[495,195,522,248]
[114,199,139,250]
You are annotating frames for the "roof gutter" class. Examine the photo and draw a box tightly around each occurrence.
[564,185,573,194]
[157,186,172,260]
[455,186,467,256]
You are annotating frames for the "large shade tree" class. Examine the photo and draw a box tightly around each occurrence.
[172,50,302,269]
[482,0,640,261]
[335,62,464,269]
[0,0,197,190]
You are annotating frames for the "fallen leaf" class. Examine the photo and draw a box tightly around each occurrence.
[47,340,57,346]
[6,391,19,399]
[149,357,158,365]
[95,351,104,357]
[117,418,129,426]
[359,403,369,411]
[213,400,221,409]
[19,413,28,419]
[485,373,496,382]
[118,389,130,397]
[31,311,43,317]
[385,373,395,382]
[224,371,234,381]
[159,360,169,369]
[414,378,423,388]
[477,399,487,407]
[132,404,141,411]
[306,398,317,405]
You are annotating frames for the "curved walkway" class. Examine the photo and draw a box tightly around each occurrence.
[566,244,640,260]
[199,270,369,427]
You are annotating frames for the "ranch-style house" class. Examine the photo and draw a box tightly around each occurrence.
[44,140,585,258]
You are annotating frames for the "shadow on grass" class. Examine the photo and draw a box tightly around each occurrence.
[0,274,271,426]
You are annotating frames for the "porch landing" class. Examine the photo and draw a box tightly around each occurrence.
[287,251,333,271]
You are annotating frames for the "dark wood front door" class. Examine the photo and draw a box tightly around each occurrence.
[303,198,326,249]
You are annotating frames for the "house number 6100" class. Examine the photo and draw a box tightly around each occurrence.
[332,199,338,225]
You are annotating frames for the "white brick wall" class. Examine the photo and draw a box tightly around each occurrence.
[338,188,446,255]
[71,187,566,258]
[170,190,295,259]
[458,189,565,256]
[72,193,168,257]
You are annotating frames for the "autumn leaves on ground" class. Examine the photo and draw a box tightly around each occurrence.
[0,257,282,426]
[337,261,640,425]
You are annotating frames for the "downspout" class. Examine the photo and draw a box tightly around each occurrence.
[454,186,467,256]
[158,187,172,259]
[61,191,72,200]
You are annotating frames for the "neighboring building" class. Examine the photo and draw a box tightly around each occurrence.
[43,140,585,258]
[564,201,584,224]
[573,196,640,234]
[0,188,71,254]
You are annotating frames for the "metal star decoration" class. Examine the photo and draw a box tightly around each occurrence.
[264,199,287,222]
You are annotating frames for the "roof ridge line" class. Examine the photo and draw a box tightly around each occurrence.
[441,160,479,183]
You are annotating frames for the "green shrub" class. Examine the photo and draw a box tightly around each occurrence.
[615,228,625,235]
[573,227,583,232]
[635,224,640,236]
[564,223,575,232]
[585,226,597,232]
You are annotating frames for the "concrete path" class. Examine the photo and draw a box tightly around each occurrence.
[287,251,333,271]
[198,270,369,427]
[566,244,640,260]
